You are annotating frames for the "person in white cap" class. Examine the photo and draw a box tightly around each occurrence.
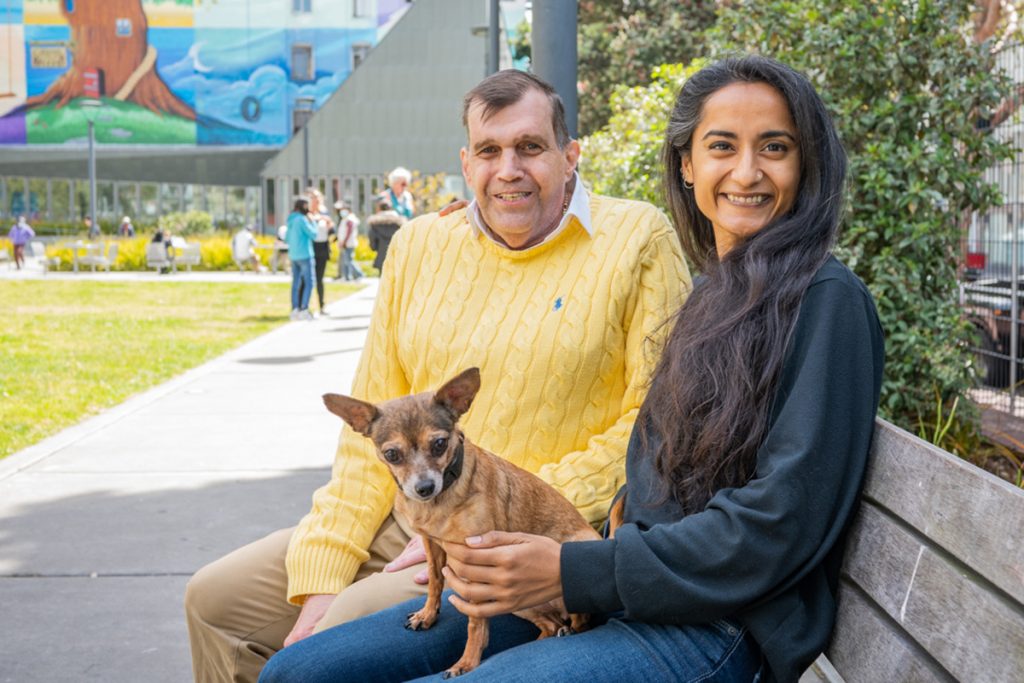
[118,216,135,238]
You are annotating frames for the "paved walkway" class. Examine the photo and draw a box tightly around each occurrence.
[0,276,378,683]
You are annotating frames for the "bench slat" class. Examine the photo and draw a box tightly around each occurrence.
[838,502,1024,681]
[829,583,952,683]
[864,420,1024,605]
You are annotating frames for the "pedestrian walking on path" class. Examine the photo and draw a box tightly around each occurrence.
[7,215,35,269]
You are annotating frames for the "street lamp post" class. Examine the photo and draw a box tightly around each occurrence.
[531,0,578,138]
[488,0,499,75]
[81,98,102,235]
[295,96,315,190]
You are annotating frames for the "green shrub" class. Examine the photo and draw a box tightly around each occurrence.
[158,210,215,237]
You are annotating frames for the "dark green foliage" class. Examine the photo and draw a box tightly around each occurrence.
[584,0,1015,432]
[577,0,716,135]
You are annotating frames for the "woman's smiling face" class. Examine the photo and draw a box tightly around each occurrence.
[682,82,801,258]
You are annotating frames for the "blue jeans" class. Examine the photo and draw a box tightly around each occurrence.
[291,258,313,311]
[339,247,363,280]
[259,592,762,683]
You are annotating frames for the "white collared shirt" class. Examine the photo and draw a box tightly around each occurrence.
[466,172,593,248]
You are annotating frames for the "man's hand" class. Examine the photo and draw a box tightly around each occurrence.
[438,199,469,217]
[384,535,429,584]
[283,594,334,647]
[441,531,563,618]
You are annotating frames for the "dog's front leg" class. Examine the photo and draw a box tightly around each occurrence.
[405,535,445,631]
[443,616,489,678]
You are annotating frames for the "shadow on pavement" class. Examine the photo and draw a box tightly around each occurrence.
[0,467,329,683]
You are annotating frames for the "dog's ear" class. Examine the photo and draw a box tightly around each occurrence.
[323,394,379,435]
[433,367,481,418]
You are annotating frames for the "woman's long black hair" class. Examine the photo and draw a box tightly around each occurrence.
[643,55,848,513]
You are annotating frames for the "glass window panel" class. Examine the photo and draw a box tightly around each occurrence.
[265,178,276,228]
[98,181,114,219]
[291,45,314,81]
[226,186,246,228]
[160,183,182,216]
[117,183,137,220]
[74,180,89,221]
[193,184,209,213]
[140,183,159,220]
[29,178,48,221]
[51,180,70,221]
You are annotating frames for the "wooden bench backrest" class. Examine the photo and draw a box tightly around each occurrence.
[826,418,1024,682]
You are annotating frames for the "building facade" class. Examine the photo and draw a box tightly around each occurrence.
[0,0,410,228]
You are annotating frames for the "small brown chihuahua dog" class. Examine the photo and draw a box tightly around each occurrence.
[323,367,600,678]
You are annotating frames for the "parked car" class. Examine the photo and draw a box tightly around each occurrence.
[962,277,1024,387]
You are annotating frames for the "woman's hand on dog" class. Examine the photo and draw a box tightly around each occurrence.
[441,531,562,618]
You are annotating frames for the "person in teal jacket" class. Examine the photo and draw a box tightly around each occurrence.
[286,196,317,320]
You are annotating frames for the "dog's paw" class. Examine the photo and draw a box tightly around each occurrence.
[441,664,471,679]
[556,624,577,637]
[404,609,438,631]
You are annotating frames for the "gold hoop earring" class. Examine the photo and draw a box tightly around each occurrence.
[683,179,694,190]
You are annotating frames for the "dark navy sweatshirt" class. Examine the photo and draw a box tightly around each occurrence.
[561,256,885,682]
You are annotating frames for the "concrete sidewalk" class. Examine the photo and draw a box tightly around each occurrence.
[0,280,378,683]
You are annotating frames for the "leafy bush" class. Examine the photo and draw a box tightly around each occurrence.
[581,63,695,208]
[158,210,215,237]
[581,0,1014,434]
[408,171,458,215]
[27,234,291,272]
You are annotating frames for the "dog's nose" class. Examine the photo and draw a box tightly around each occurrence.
[414,480,436,498]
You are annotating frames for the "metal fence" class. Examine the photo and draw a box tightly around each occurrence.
[965,44,1024,414]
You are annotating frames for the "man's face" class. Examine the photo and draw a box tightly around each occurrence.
[461,89,580,249]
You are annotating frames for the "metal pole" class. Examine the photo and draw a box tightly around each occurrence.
[303,125,310,190]
[487,0,500,75]
[88,119,97,232]
[530,0,578,138]
[1012,205,1020,411]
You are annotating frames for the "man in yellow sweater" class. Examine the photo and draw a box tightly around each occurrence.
[185,70,690,683]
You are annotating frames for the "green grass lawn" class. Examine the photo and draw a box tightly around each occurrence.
[0,280,360,459]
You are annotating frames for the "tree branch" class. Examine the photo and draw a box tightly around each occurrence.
[988,82,1024,128]
[974,0,1003,43]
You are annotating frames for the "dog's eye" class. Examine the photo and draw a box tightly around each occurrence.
[430,438,448,456]
[382,448,401,464]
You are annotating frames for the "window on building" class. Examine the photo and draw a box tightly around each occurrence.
[292,0,312,12]
[291,44,314,81]
[265,178,277,229]
[354,0,372,17]
[52,179,71,221]
[29,179,48,220]
[140,183,158,218]
[351,42,371,70]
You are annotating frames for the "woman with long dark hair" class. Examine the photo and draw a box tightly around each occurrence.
[258,55,884,683]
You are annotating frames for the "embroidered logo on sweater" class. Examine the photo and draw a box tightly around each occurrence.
[553,297,563,311]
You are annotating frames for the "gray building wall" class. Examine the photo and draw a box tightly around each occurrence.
[261,0,490,184]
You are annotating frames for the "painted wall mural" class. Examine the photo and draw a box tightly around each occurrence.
[0,0,386,146]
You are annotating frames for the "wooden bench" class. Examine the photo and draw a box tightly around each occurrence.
[804,418,1024,682]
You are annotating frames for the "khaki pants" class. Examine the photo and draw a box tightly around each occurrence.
[184,513,427,683]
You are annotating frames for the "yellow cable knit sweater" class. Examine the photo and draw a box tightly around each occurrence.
[285,192,691,603]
